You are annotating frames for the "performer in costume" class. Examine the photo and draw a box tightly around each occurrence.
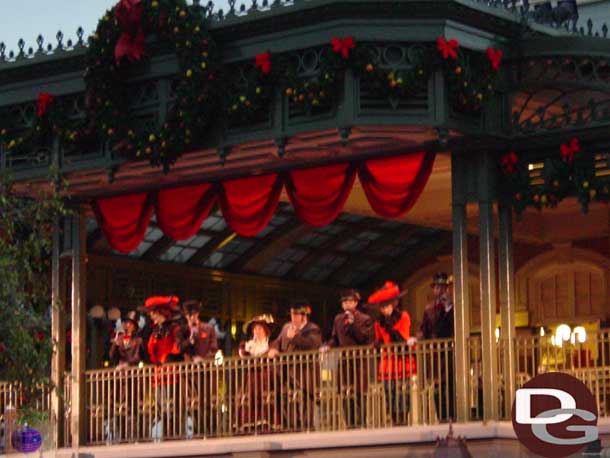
[323,289,375,428]
[109,312,143,369]
[235,314,277,433]
[268,299,321,430]
[417,272,455,422]
[369,281,416,426]
[179,300,217,362]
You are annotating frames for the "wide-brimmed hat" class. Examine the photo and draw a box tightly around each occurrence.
[182,300,201,316]
[367,281,407,307]
[140,296,180,316]
[431,272,453,287]
[243,314,275,336]
[340,288,361,302]
[289,298,312,315]
[121,310,139,328]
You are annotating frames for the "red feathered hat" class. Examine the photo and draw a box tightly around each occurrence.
[367,281,407,307]
[142,296,180,315]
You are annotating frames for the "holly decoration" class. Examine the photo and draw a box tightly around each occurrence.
[84,0,219,172]
[500,137,610,214]
[439,38,502,113]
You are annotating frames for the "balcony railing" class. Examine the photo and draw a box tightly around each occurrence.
[83,340,455,445]
[4,332,610,447]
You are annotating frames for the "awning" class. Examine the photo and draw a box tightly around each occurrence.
[93,152,435,253]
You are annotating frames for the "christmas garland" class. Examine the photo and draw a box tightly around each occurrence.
[83,0,219,172]
[227,37,503,125]
[0,21,503,172]
[500,137,610,214]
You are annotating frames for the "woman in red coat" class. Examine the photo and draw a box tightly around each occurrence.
[369,281,416,425]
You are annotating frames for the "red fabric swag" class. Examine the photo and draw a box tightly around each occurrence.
[156,183,217,240]
[359,152,435,219]
[219,174,283,237]
[286,163,356,227]
[94,192,154,253]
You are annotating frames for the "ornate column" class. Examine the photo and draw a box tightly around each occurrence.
[498,201,516,418]
[70,209,87,447]
[451,152,471,422]
[51,220,65,447]
[478,152,499,421]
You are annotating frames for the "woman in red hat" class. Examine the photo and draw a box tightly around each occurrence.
[368,281,416,425]
[144,296,183,365]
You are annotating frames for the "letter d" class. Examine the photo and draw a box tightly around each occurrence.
[515,388,576,424]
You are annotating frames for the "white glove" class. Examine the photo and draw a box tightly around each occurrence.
[407,337,418,347]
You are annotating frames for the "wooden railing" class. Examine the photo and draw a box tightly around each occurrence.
[84,340,455,445]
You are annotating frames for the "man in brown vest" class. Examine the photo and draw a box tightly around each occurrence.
[268,299,321,430]
[323,289,375,428]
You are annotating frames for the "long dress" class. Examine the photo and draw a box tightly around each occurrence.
[235,338,278,433]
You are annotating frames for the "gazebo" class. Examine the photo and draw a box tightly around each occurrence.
[1,0,610,455]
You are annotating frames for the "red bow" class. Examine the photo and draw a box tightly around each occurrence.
[37,92,55,117]
[501,151,519,174]
[560,137,580,164]
[437,37,459,60]
[114,0,145,64]
[330,36,355,59]
[255,52,271,74]
[486,47,503,71]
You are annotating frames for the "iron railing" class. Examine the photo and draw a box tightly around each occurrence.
[85,340,455,445]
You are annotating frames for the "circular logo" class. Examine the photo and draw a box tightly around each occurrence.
[511,372,598,458]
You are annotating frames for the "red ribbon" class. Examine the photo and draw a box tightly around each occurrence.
[486,47,503,72]
[437,37,459,60]
[560,137,580,164]
[330,36,355,59]
[255,52,271,74]
[114,0,146,64]
[36,92,55,117]
[501,151,519,174]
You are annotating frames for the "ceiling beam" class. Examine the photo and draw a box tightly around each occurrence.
[326,224,420,286]
[228,217,303,271]
[142,235,175,261]
[187,228,235,266]
[364,231,453,290]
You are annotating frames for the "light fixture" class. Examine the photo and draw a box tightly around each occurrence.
[495,327,500,342]
[230,322,237,338]
[573,326,587,343]
[89,305,106,319]
[540,327,545,337]
[107,307,121,321]
[555,324,571,342]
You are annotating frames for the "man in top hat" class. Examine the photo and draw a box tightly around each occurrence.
[179,300,218,363]
[109,312,143,369]
[325,289,375,349]
[419,273,454,340]
[143,296,183,365]
[418,272,455,422]
[368,281,415,425]
[268,299,322,356]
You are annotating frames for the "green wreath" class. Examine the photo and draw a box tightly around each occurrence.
[84,0,219,172]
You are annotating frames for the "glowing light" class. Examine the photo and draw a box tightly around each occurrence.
[138,361,144,369]
[103,361,109,368]
[528,163,534,171]
[539,327,545,337]
[214,349,224,367]
[573,326,587,343]
[230,323,237,338]
[495,327,500,342]
[556,324,571,342]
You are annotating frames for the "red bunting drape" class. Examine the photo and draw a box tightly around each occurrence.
[93,192,154,253]
[93,152,435,253]
[219,174,283,237]
[359,152,435,218]
[156,183,217,240]
[286,163,357,227]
